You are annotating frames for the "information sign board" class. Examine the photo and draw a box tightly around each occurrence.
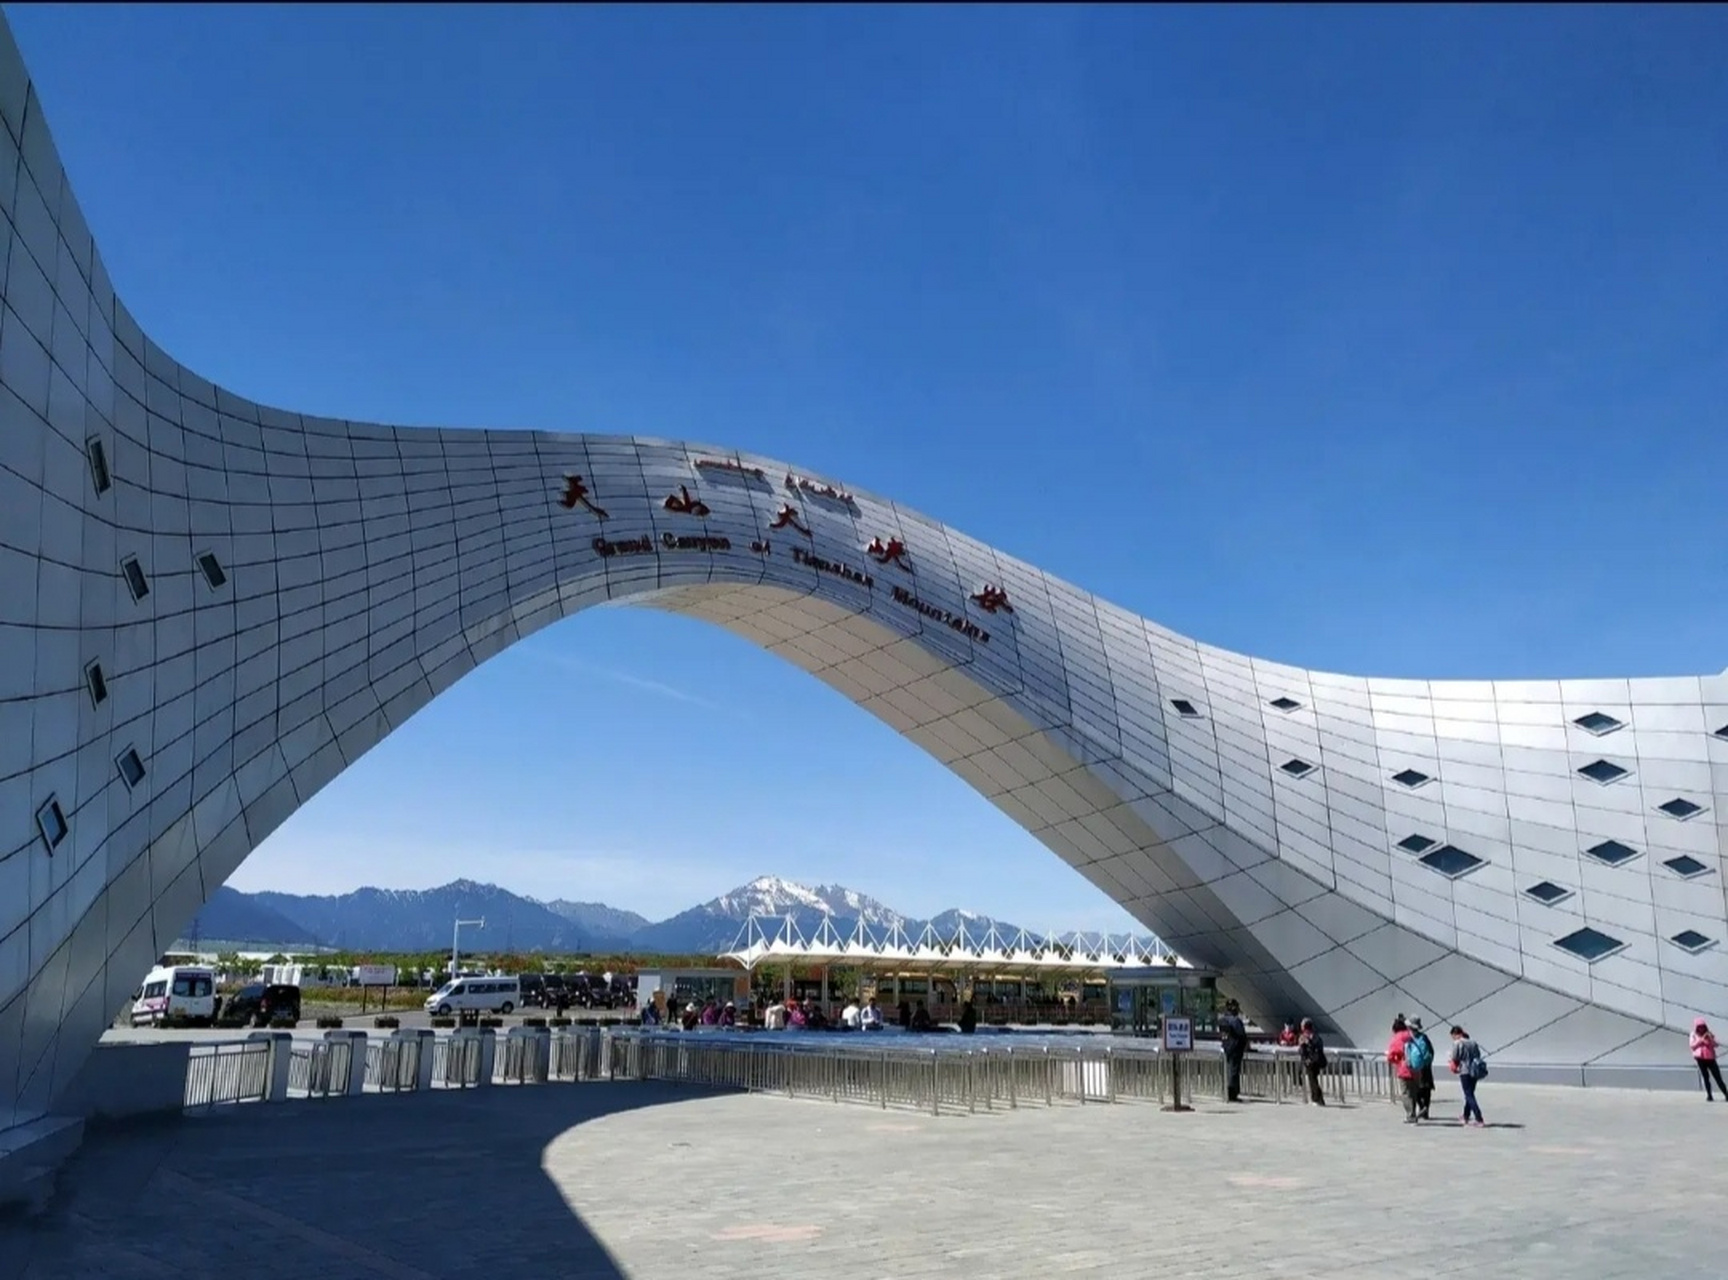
[354,964,398,988]
[1162,1015,1193,1052]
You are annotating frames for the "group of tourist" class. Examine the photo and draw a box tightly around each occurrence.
[640,993,988,1034]
[1386,1014,1489,1125]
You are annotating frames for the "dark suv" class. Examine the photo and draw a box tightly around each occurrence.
[220,983,301,1027]
[517,973,547,1008]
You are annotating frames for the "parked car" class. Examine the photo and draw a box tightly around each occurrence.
[542,973,569,1007]
[516,973,547,1008]
[424,976,520,1017]
[130,965,217,1026]
[220,983,302,1027]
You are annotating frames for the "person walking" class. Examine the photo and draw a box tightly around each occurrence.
[1692,1018,1727,1100]
[1409,1018,1437,1120]
[1297,1018,1327,1106]
[1387,1015,1420,1123]
[1218,999,1250,1102]
[1448,1025,1487,1126]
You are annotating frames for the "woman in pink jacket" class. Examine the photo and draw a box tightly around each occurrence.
[1692,1019,1727,1101]
[1386,1015,1420,1123]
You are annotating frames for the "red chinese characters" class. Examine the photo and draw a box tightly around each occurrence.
[769,503,810,535]
[558,475,609,519]
[663,485,711,517]
[864,536,913,572]
[970,584,1014,614]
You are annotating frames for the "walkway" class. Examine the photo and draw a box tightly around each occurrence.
[2,1079,1717,1279]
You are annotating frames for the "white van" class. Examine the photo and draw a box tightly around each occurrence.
[424,976,520,1017]
[130,965,217,1026]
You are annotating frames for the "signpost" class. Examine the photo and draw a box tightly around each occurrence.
[1162,1015,1194,1113]
[354,963,399,1014]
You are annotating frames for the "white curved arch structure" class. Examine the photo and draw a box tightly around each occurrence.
[2,17,1726,1131]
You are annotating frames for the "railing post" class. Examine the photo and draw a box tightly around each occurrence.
[246,1031,293,1103]
[476,1028,497,1087]
[325,1030,368,1097]
[396,1028,436,1092]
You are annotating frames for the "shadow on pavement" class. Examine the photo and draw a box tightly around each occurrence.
[0,1081,719,1280]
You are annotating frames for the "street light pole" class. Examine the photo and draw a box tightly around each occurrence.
[452,916,484,979]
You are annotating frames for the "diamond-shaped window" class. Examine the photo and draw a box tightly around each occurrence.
[1584,839,1640,867]
[1553,927,1625,963]
[1714,723,1728,740]
[1577,759,1630,785]
[1419,844,1484,879]
[1279,758,1316,779]
[36,797,67,853]
[1397,834,1437,854]
[1663,855,1711,879]
[1391,768,1432,789]
[1657,798,1706,821]
[1671,930,1716,955]
[1170,699,1201,718]
[1524,881,1572,905]
[1268,697,1301,713]
[116,747,146,790]
[1572,711,1623,736]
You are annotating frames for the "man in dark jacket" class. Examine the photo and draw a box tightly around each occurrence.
[1297,1018,1327,1105]
[1217,999,1249,1102]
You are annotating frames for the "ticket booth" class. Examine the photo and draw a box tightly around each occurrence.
[1107,967,1222,1038]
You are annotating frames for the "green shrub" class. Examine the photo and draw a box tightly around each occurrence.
[522,1017,548,1028]
[373,1015,400,1029]
[478,1016,504,1029]
[316,1016,344,1029]
[549,1017,572,1028]
[430,1016,456,1028]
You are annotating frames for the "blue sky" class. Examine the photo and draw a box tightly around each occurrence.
[12,5,1726,931]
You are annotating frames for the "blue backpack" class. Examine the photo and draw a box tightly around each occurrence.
[1404,1033,1433,1072]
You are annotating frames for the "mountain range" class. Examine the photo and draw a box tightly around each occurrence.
[181,874,1121,956]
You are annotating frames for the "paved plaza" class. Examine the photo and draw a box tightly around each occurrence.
[2,1078,1719,1280]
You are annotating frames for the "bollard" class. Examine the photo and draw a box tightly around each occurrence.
[476,1028,497,1086]
[246,1031,293,1103]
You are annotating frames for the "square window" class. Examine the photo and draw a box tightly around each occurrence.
[116,747,146,790]
[1396,834,1437,854]
[86,436,112,495]
[1419,844,1484,878]
[1671,930,1716,955]
[121,555,149,601]
[1576,759,1630,785]
[1391,768,1432,789]
[1662,855,1711,879]
[1584,839,1640,867]
[1553,927,1625,963]
[196,552,228,590]
[85,660,108,707]
[1571,711,1623,736]
[1657,798,1706,821]
[1170,698,1201,718]
[1524,881,1572,905]
[1279,758,1316,779]
[36,797,67,853]
[1268,697,1301,713]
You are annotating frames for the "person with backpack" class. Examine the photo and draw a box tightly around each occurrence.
[1691,1019,1727,1100]
[1217,999,1250,1102]
[1297,1017,1328,1106]
[1387,1015,1421,1123]
[1408,1017,1437,1120]
[1448,1025,1488,1126]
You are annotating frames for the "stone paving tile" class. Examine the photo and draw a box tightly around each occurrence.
[2,1079,1723,1280]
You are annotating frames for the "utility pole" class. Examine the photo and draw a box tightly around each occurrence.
[452,916,484,979]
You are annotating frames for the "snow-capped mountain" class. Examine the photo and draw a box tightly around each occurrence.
[189,874,1154,955]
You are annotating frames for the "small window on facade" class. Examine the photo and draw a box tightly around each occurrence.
[1391,768,1432,789]
[1268,697,1301,712]
[1657,798,1706,821]
[1279,758,1316,779]
[196,552,227,590]
[1584,839,1640,867]
[1553,926,1625,963]
[1577,759,1630,785]
[116,747,146,789]
[1662,855,1711,879]
[86,436,112,495]
[1671,930,1716,955]
[36,797,67,853]
[1397,834,1437,854]
[1170,699,1201,718]
[85,660,108,707]
[1419,844,1484,879]
[1524,881,1572,905]
[1571,711,1623,736]
[1714,723,1728,741]
[121,556,149,601]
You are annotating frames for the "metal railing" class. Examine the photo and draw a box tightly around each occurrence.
[366,1036,424,1092]
[183,1040,272,1109]
[287,1038,355,1098]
